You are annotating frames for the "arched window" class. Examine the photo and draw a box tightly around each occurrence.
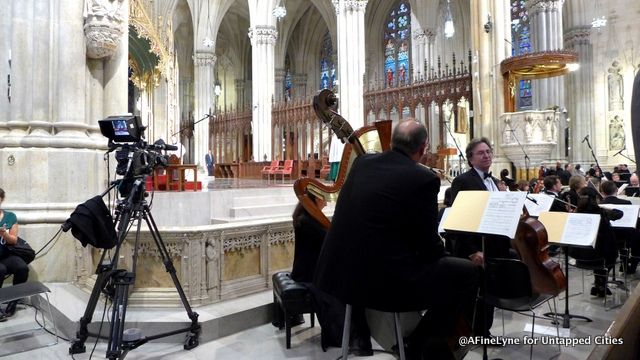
[511,0,532,109]
[384,1,411,88]
[320,31,335,90]
[284,54,292,101]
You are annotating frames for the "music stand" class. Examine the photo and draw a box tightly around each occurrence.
[624,187,640,197]
[538,212,600,328]
[443,191,526,360]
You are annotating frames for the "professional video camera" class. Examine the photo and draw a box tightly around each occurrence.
[98,115,177,197]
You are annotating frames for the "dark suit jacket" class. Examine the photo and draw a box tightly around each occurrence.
[544,190,567,212]
[601,196,638,249]
[601,196,632,205]
[314,149,444,311]
[449,169,510,259]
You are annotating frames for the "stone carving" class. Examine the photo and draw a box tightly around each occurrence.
[502,117,513,144]
[564,26,591,48]
[223,233,262,252]
[526,0,562,15]
[193,52,216,67]
[83,0,126,59]
[608,61,624,111]
[269,229,294,246]
[609,115,625,150]
[248,26,278,46]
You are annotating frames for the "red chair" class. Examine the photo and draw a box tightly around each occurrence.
[261,160,280,182]
[273,160,294,183]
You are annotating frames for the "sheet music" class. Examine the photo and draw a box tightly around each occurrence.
[618,183,629,196]
[438,207,451,234]
[477,192,526,238]
[523,194,555,217]
[559,213,600,247]
[599,204,640,228]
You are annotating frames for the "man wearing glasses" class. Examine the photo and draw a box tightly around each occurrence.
[449,137,512,338]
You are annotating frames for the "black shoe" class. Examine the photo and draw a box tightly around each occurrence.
[349,336,373,357]
[0,309,7,322]
[592,286,612,297]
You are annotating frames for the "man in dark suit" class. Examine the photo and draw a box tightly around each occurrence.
[449,137,512,337]
[601,180,639,274]
[544,175,568,212]
[314,120,480,359]
[205,150,215,176]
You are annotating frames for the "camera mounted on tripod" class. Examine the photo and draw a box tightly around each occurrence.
[99,115,177,198]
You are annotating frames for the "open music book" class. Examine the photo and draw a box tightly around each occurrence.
[523,193,555,217]
[538,212,600,247]
[442,191,526,238]
[599,204,640,228]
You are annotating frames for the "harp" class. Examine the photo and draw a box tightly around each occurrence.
[293,89,392,229]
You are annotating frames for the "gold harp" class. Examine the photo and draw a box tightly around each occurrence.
[293,89,392,229]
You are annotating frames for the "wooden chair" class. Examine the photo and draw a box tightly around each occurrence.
[261,160,280,182]
[274,160,294,183]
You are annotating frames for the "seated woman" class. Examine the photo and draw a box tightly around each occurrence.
[569,187,621,297]
[563,174,587,210]
[0,188,29,321]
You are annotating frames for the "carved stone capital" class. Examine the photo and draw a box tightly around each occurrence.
[526,0,564,15]
[333,0,368,15]
[193,52,216,67]
[564,26,592,48]
[248,26,278,46]
[84,15,125,59]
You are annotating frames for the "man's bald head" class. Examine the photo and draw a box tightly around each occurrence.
[391,119,428,159]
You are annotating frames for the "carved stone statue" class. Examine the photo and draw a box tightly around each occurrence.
[609,115,625,150]
[83,0,126,59]
[608,61,624,111]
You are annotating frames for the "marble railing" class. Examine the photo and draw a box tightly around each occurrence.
[74,218,296,307]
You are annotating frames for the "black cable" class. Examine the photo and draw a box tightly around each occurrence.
[89,293,110,360]
[33,227,63,258]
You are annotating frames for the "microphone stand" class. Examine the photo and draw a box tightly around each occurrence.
[506,124,530,178]
[583,136,603,175]
[613,147,637,164]
[443,120,466,176]
[170,113,213,164]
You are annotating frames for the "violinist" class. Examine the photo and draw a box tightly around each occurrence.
[562,174,587,210]
[543,175,567,213]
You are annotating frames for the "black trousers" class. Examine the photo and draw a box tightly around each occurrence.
[0,254,29,288]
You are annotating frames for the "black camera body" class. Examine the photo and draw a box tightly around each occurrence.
[99,115,175,198]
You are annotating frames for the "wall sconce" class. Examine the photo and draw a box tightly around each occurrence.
[214,81,222,97]
[484,13,493,33]
[443,0,454,38]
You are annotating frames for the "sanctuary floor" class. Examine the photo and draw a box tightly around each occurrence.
[2,265,637,360]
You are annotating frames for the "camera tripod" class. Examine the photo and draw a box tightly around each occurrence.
[69,177,200,359]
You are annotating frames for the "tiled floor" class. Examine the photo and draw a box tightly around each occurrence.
[2,266,637,359]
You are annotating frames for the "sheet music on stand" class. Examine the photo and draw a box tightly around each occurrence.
[617,183,629,196]
[538,212,600,248]
[599,204,640,228]
[442,191,526,238]
[523,193,555,217]
[438,207,451,234]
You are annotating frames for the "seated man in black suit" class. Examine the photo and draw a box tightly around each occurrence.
[449,137,514,337]
[544,175,568,212]
[601,180,639,274]
[314,120,480,359]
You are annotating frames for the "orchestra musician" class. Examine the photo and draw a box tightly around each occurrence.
[600,180,639,274]
[314,120,480,359]
[449,137,514,338]
[543,175,568,213]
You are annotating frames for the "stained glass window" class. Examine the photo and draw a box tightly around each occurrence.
[384,1,411,88]
[511,0,532,108]
[320,31,335,90]
[284,54,292,101]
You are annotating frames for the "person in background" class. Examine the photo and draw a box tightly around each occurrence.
[600,180,639,274]
[563,175,587,210]
[0,188,29,321]
[630,173,639,187]
[205,150,215,176]
[517,179,530,192]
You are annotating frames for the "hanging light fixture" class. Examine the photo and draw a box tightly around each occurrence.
[444,0,455,38]
[591,0,606,28]
[272,0,287,21]
[202,0,214,47]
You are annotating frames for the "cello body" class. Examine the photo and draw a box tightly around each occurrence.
[512,216,567,296]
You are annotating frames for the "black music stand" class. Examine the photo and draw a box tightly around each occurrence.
[538,212,601,328]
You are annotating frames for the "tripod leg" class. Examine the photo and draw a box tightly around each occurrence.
[143,206,201,349]
[69,262,114,354]
[106,270,135,360]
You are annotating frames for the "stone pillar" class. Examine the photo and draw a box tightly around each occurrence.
[292,74,307,98]
[275,68,285,101]
[248,25,277,161]
[193,51,216,170]
[235,79,245,109]
[527,0,565,110]
[564,26,594,164]
[329,0,367,172]
[412,26,427,79]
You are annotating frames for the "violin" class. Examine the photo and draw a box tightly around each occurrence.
[511,212,566,296]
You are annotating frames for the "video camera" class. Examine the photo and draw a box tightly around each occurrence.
[99,115,177,197]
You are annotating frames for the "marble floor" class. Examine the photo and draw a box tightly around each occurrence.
[2,265,637,360]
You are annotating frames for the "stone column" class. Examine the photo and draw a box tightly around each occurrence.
[292,74,307,98]
[412,27,427,79]
[248,26,277,161]
[193,51,216,170]
[235,79,245,109]
[527,0,565,110]
[564,26,594,164]
[329,0,367,172]
[275,68,285,101]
